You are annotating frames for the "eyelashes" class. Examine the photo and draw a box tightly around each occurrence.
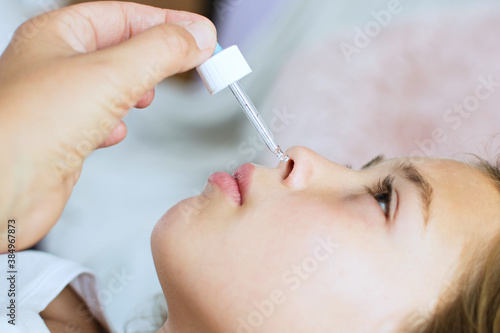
[365,176,394,218]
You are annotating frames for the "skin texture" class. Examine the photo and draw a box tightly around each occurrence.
[151,146,500,333]
[70,0,210,17]
[0,2,217,252]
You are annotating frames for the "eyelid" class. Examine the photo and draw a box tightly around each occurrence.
[365,175,397,224]
[389,188,398,223]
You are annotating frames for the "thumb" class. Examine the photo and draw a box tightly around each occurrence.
[86,21,217,109]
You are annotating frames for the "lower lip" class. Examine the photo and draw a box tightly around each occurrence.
[208,172,241,205]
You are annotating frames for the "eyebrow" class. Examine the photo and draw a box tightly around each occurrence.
[361,155,434,225]
[361,155,385,170]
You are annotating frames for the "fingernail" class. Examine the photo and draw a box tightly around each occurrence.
[185,21,216,50]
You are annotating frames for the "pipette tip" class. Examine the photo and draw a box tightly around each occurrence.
[276,148,290,162]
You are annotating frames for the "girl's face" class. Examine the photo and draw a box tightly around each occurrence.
[151,147,500,333]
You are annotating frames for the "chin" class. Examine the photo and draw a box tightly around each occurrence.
[151,193,216,251]
[154,197,196,231]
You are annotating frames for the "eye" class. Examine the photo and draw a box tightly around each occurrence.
[365,176,394,218]
[374,191,392,217]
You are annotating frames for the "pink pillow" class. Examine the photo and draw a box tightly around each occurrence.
[266,5,500,168]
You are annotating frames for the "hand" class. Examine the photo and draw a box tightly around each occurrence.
[0,1,217,252]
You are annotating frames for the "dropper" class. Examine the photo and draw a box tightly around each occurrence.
[196,43,289,162]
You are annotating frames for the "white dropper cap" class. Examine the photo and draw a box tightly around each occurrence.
[196,44,252,95]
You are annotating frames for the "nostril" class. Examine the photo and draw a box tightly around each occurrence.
[281,159,294,180]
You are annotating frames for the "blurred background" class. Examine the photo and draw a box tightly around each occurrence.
[1,0,500,331]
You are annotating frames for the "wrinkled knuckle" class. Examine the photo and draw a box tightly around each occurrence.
[17,12,52,33]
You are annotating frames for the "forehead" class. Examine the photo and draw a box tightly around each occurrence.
[407,158,500,241]
[371,156,492,185]
[380,157,500,206]
[413,158,496,195]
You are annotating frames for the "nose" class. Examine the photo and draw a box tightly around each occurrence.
[281,146,353,189]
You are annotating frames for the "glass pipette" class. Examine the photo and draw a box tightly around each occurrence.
[197,43,290,162]
[228,81,289,162]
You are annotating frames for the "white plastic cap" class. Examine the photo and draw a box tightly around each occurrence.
[196,45,252,95]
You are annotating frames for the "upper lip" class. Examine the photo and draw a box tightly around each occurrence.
[232,163,255,204]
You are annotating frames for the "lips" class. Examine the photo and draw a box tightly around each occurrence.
[233,163,254,202]
[208,164,255,205]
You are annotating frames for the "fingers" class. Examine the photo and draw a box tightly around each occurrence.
[64,1,213,52]
[7,1,217,110]
[3,2,216,73]
[82,20,216,109]
[12,2,213,54]
[106,20,215,76]
[0,1,217,157]
[135,89,156,109]
[98,121,128,149]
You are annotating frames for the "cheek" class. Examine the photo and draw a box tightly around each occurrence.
[150,196,232,292]
[292,242,412,328]
[151,191,401,329]
[184,198,339,307]
[342,194,386,229]
[218,194,378,288]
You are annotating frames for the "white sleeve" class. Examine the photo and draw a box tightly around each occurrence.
[0,250,114,332]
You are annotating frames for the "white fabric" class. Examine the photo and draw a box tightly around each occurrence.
[0,250,113,333]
